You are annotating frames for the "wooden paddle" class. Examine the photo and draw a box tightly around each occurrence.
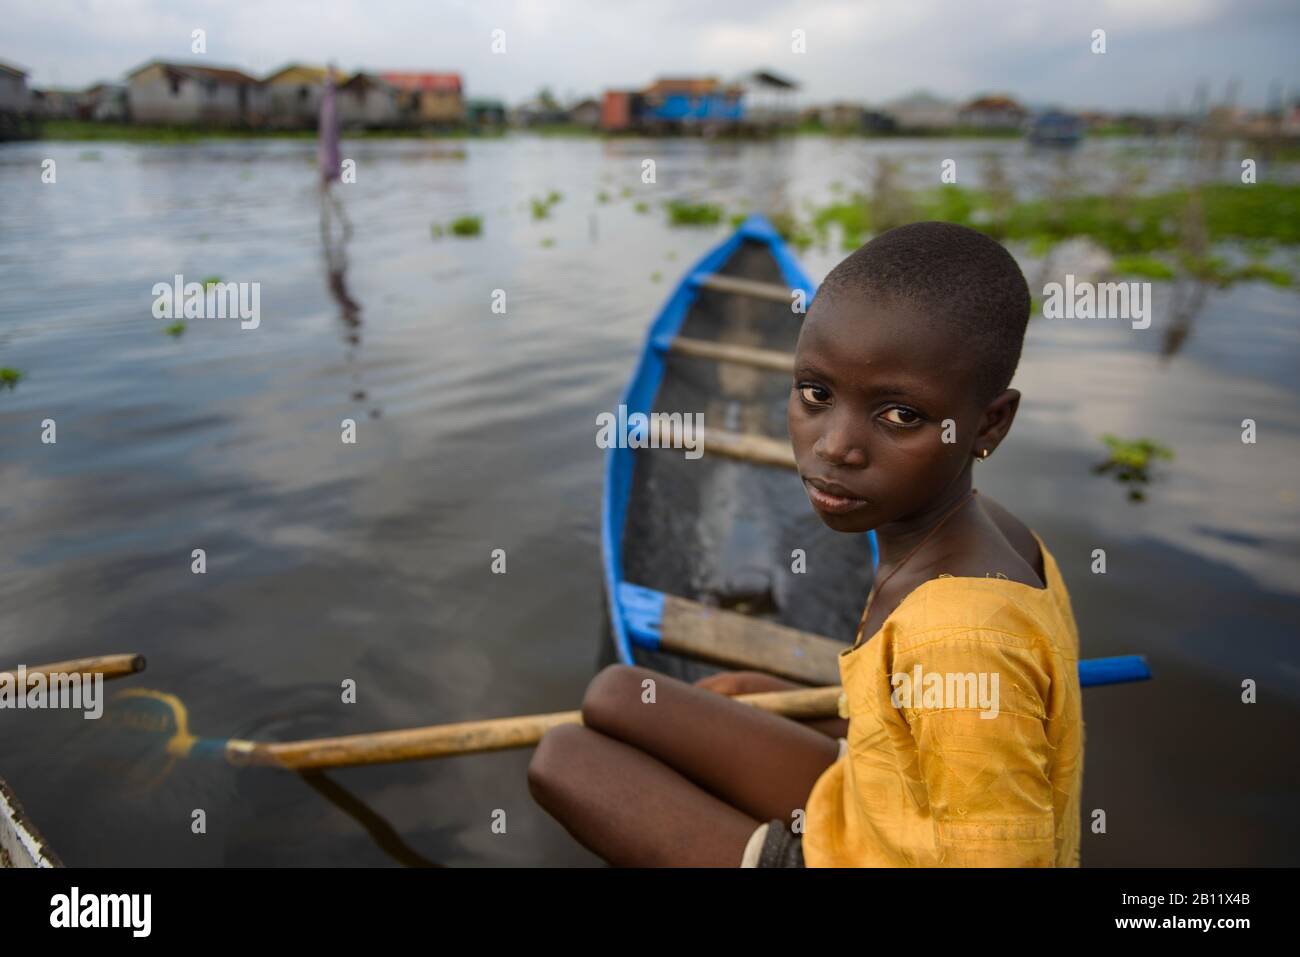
[107,685,844,773]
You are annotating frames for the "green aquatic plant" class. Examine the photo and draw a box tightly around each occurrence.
[202,276,222,289]
[770,211,814,251]
[531,192,563,220]
[650,271,662,283]
[1027,235,1056,258]
[810,198,870,250]
[0,367,23,389]
[163,321,187,338]
[540,237,555,248]
[620,187,632,199]
[1230,262,1292,287]
[596,190,611,204]
[634,201,649,214]
[666,201,724,226]
[449,215,482,237]
[1112,255,1176,281]
[1177,253,1233,287]
[1094,434,1174,502]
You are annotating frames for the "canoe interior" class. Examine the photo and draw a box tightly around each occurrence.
[616,233,875,682]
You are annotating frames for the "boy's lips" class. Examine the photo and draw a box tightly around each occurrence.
[802,476,872,514]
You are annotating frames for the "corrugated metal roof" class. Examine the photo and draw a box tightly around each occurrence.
[126,60,259,84]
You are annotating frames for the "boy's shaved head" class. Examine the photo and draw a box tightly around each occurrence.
[816,221,1031,401]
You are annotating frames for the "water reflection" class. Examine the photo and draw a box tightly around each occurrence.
[320,184,381,419]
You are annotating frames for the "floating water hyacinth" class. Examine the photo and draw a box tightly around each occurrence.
[450,217,481,236]
[164,321,187,338]
[666,201,723,226]
[531,191,562,220]
[449,216,482,237]
[1111,255,1176,281]
[1094,434,1174,502]
[0,367,23,389]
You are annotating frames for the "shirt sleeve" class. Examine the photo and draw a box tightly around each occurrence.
[891,632,1058,867]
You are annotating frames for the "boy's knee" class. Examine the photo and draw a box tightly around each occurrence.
[528,723,586,805]
[582,664,655,731]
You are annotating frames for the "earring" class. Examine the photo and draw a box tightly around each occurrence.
[975,448,990,462]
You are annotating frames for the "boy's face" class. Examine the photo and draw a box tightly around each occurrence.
[787,294,991,534]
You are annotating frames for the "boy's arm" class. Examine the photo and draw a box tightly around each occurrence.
[893,636,1058,867]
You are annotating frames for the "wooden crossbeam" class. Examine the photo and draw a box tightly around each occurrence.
[692,273,798,304]
[658,594,844,685]
[669,336,794,373]
[646,419,797,470]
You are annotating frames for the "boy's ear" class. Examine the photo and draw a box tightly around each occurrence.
[976,388,1020,455]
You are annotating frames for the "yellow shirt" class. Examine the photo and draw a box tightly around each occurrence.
[803,534,1083,867]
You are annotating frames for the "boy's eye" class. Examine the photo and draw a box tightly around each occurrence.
[798,384,831,406]
[880,406,921,426]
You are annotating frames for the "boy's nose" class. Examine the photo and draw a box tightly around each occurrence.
[814,426,868,468]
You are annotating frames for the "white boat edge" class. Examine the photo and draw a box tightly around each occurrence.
[0,776,62,868]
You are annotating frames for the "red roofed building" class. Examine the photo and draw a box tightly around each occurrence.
[958,94,1028,131]
[379,71,463,125]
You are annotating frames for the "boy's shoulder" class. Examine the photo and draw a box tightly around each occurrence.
[974,493,1044,584]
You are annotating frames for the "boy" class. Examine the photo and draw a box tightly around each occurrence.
[529,222,1082,867]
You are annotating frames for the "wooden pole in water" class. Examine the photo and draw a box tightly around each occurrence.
[225,686,843,771]
[1,653,146,682]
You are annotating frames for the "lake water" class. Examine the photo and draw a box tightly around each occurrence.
[1,134,1297,865]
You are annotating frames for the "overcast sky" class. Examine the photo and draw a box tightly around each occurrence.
[4,0,1298,112]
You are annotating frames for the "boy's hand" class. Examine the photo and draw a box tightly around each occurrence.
[693,670,804,696]
[694,671,849,741]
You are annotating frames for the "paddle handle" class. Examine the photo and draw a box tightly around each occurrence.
[225,686,845,771]
[1,653,146,682]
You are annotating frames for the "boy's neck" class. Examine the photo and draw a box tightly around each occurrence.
[873,476,975,568]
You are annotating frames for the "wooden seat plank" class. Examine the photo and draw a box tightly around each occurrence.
[692,272,798,304]
[657,594,845,685]
[669,336,794,373]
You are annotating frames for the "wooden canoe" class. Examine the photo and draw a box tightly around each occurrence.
[600,215,879,683]
[599,214,1153,691]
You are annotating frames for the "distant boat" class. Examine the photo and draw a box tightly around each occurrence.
[1028,110,1085,146]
